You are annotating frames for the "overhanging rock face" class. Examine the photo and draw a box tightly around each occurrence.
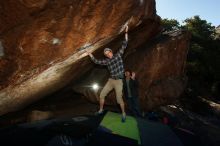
[0,0,161,115]
[72,30,190,110]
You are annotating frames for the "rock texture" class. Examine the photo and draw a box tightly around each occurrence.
[216,25,220,34]
[216,25,220,39]
[0,0,190,116]
[0,0,161,115]
[73,30,190,110]
[27,110,53,122]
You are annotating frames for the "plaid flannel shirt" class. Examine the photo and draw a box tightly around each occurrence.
[90,40,128,79]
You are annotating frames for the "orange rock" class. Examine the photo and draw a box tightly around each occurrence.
[0,0,188,115]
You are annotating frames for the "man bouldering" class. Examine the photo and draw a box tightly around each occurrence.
[86,25,129,122]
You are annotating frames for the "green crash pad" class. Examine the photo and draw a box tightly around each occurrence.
[100,111,141,144]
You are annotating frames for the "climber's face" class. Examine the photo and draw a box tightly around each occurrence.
[125,71,131,77]
[104,50,113,59]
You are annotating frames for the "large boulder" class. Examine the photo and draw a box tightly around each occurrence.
[0,0,161,115]
[72,30,190,110]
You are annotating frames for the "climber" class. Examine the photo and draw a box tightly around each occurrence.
[86,25,129,122]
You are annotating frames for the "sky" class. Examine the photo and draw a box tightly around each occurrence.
[156,0,220,27]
